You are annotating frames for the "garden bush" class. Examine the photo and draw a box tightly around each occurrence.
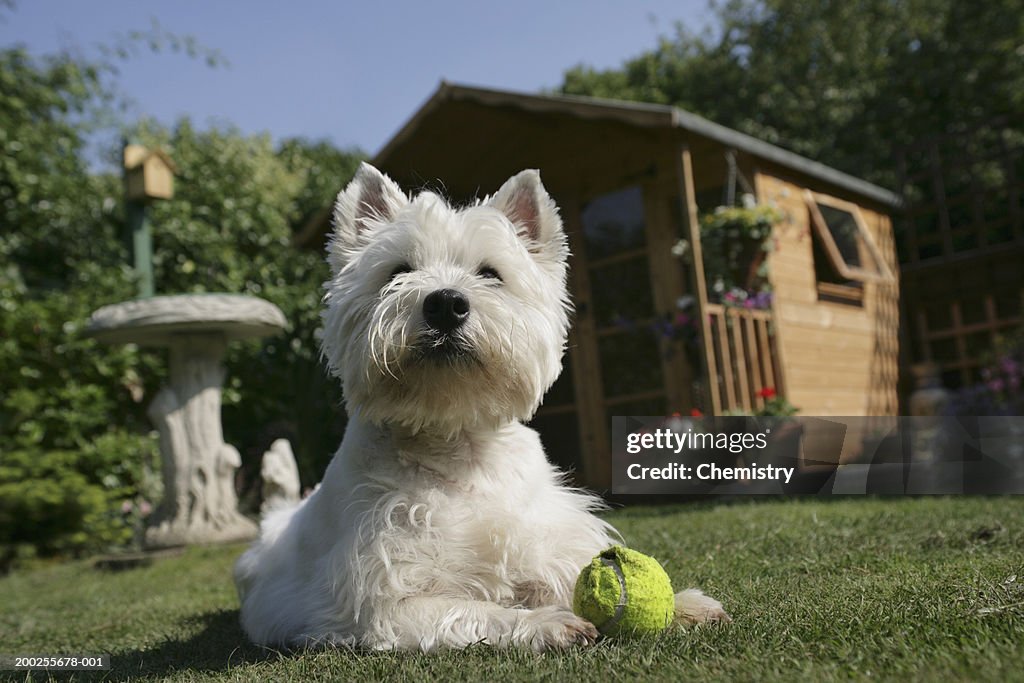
[0,45,363,567]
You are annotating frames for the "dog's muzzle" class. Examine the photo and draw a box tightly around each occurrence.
[423,288,469,333]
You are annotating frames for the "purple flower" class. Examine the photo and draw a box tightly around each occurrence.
[613,315,635,332]
[651,319,674,338]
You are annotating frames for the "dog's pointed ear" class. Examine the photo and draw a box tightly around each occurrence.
[328,163,407,272]
[488,170,565,256]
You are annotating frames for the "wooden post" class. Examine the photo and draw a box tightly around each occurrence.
[643,185,693,414]
[732,311,752,411]
[676,145,719,414]
[761,315,779,387]
[950,301,970,386]
[561,197,611,490]
[717,310,737,410]
[744,313,763,407]
[126,200,154,298]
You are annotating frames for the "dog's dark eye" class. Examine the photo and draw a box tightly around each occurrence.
[389,263,413,281]
[477,265,502,282]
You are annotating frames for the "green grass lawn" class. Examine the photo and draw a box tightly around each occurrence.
[2,498,1023,682]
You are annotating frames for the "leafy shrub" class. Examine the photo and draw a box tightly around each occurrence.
[0,431,158,570]
[0,46,363,565]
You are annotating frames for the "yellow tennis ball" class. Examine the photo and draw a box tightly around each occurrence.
[572,546,675,636]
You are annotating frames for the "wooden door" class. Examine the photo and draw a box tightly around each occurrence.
[530,183,694,489]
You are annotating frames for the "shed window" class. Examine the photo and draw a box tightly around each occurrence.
[805,191,894,304]
[580,186,646,260]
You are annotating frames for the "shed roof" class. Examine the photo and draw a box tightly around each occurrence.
[374,82,902,209]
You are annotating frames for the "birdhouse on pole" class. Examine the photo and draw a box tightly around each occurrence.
[124,144,177,202]
[123,142,176,298]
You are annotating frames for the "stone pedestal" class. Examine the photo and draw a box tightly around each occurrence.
[87,294,287,548]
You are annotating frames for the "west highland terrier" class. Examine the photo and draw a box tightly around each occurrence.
[234,163,727,651]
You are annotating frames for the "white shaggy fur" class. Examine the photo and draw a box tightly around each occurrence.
[234,164,727,651]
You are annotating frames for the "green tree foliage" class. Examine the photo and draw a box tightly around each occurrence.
[561,0,1023,188]
[0,47,160,567]
[0,44,363,567]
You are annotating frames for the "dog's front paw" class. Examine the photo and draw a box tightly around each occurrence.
[521,606,598,651]
[674,588,732,624]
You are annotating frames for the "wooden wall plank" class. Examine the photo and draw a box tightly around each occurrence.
[755,170,899,416]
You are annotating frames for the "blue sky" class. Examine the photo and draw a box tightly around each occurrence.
[3,0,711,161]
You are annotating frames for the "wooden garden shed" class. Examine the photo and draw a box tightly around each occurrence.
[304,83,903,488]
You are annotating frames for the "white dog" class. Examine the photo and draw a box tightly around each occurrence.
[234,164,727,651]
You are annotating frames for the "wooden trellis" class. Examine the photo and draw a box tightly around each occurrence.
[704,304,784,414]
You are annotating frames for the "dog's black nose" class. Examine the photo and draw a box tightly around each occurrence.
[423,289,470,332]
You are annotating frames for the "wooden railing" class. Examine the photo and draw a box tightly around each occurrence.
[704,303,784,414]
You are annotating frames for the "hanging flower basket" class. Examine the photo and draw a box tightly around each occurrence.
[700,204,782,308]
